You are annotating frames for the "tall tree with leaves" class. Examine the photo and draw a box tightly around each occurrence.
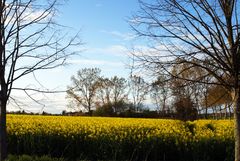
[0,0,80,160]
[131,0,240,160]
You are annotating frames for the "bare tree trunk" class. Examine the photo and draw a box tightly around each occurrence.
[205,107,208,119]
[162,99,166,114]
[233,89,240,161]
[0,99,7,161]
[229,105,233,119]
[0,0,6,159]
[219,105,223,119]
[224,103,228,119]
[212,107,215,119]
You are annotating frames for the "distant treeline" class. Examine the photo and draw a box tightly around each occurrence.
[64,68,233,121]
[7,109,233,120]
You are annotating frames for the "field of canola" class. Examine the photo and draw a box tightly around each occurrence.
[6,115,235,161]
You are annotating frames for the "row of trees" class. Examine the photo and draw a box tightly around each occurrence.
[66,68,148,115]
[66,67,233,119]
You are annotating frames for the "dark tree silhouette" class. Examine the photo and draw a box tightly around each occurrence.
[0,0,81,160]
[131,0,240,160]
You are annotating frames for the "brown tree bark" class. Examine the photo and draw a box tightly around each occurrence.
[234,89,240,161]
[0,98,7,161]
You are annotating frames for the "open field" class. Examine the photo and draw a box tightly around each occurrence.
[6,115,234,161]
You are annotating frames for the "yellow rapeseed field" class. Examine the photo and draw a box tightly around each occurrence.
[6,115,235,161]
[6,115,234,142]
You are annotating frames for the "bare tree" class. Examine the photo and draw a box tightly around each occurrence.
[110,76,128,106]
[0,0,81,160]
[66,68,101,114]
[198,76,212,118]
[150,75,170,113]
[131,0,240,160]
[95,76,128,113]
[128,75,148,111]
[96,77,113,105]
[170,60,207,115]
[203,84,233,118]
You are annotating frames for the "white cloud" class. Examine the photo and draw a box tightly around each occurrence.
[131,44,174,58]
[87,45,129,56]
[95,3,103,7]
[25,10,51,22]
[8,91,67,114]
[68,58,123,67]
[128,17,142,25]
[101,30,136,41]
[5,3,53,25]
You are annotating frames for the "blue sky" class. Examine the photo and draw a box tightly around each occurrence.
[9,0,145,113]
[57,0,141,78]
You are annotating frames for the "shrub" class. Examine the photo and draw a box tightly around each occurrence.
[174,96,198,121]
[93,102,114,116]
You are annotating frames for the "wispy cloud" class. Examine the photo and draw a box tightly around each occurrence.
[8,91,67,114]
[131,44,172,57]
[87,45,129,56]
[69,58,123,67]
[95,3,103,7]
[5,3,53,25]
[101,30,136,41]
[128,17,143,26]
